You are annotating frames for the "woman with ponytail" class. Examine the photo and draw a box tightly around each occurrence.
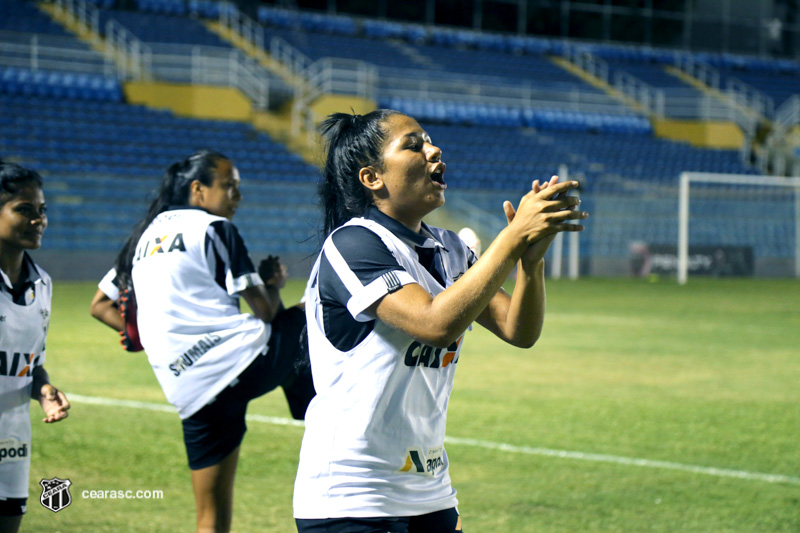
[90,151,314,533]
[294,111,588,532]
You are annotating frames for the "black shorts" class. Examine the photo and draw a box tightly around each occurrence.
[296,507,461,533]
[0,497,26,517]
[181,306,315,470]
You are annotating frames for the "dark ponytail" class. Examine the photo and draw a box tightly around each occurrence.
[0,161,43,208]
[114,150,228,288]
[318,109,400,238]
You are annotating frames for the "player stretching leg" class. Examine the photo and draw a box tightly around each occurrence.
[91,151,314,533]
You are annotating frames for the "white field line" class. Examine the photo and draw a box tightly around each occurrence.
[69,394,800,486]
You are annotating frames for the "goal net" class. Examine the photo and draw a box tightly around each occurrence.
[678,172,800,284]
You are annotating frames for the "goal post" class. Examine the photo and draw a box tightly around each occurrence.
[550,164,580,280]
[678,172,800,284]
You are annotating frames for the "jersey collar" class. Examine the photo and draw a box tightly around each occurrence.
[364,206,447,251]
[0,252,45,295]
[167,205,207,212]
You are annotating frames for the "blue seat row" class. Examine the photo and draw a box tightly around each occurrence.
[258,7,555,55]
[82,0,117,8]
[97,9,227,47]
[362,20,426,43]
[258,6,357,36]
[135,0,188,16]
[0,0,74,37]
[0,68,122,102]
[382,97,651,134]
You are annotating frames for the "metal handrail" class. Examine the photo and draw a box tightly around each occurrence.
[143,44,271,109]
[378,68,630,114]
[675,53,774,129]
[561,43,665,117]
[51,0,101,47]
[675,53,720,90]
[565,45,609,84]
[751,94,800,175]
[726,78,775,118]
[270,36,313,79]
[219,4,265,56]
[104,19,152,80]
[0,32,115,76]
[612,71,665,117]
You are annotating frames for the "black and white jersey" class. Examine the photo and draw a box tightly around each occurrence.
[295,207,477,519]
[131,207,267,419]
[0,254,51,498]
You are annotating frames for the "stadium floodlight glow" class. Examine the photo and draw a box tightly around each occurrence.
[678,172,800,285]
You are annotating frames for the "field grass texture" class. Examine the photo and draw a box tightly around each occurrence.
[23,278,800,532]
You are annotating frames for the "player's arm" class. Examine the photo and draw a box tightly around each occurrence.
[89,288,124,332]
[475,262,545,348]
[372,179,584,349]
[209,220,285,324]
[475,176,582,348]
[31,366,70,423]
[370,227,525,348]
[240,283,283,324]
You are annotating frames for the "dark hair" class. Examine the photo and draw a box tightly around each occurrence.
[0,162,43,208]
[114,150,229,287]
[318,109,401,237]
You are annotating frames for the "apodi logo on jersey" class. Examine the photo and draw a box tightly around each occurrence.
[398,446,446,477]
[0,439,27,464]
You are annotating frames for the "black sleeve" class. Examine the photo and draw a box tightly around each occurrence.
[317,226,413,350]
[318,225,414,312]
[329,226,403,287]
[206,219,260,294]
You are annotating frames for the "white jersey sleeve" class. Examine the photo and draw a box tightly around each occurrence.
[98,267,120,301]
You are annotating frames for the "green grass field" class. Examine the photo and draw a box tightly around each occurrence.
[22,278,800,532]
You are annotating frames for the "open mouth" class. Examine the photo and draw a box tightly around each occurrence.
[430,164,446,186]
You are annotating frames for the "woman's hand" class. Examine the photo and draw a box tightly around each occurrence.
[259,255,288,290]
[504,175,586,269]
[38,384,70,423]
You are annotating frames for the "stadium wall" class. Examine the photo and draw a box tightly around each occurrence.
[309,94,376,123]
[124,81,253,121]
[652,119,745,149]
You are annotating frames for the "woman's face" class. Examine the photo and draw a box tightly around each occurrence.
[195,159,241,220]
[0,186,47,252]
[370,114,446,225]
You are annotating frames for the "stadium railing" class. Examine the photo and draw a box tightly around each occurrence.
[0,30,113,76]
[51,0,103,47]
[145,43,271,109]
[764,95,800,176]
[44,0,287,109]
